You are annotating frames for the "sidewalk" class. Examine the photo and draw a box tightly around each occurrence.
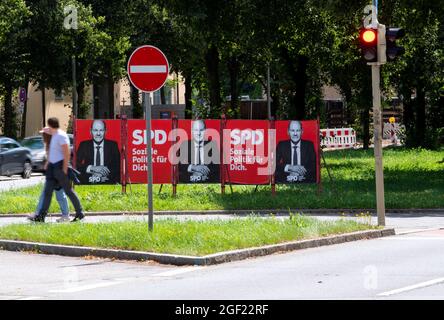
[1,212,443,234]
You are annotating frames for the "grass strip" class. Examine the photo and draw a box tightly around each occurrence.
[0,147,443,214]
[0,215,378,256]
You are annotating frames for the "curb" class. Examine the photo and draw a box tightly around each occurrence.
[1,208,444,218]
[395,227,444,235]
[0,228,395,266]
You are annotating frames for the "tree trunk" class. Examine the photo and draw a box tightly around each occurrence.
[415,86,426,147]
[401,88,416,148]
[294,55,308,120]
[184,71,192,119]
[228,56,240,116]
[76,75,85,119]
[160,87,166,104]
[20,80,29,139]
[280,48,308,120]
[270,84,280,120]
[107,75,114,119]
[205,45,221,117]
[3,83,17,139]
[130,84,142,119]
[342,86,353,126]
[362,106,370,150]
[41,85,46,128]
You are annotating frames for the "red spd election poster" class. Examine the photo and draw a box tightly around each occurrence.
[275,120,320,184]
[75,120,122,184]
[175,119,221,184]
[223,120,270,185]
[126,120,172,184]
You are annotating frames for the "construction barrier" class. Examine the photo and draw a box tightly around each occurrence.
[320,128,356,149]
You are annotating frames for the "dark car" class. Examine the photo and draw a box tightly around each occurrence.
[21,134,74,171]
[0,137,33,179]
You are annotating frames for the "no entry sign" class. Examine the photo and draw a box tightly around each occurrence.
[126,45,170,232]
[127,45,169,93]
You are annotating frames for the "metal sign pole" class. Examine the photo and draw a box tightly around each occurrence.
[371,64,386,226]
[145,92,154,231]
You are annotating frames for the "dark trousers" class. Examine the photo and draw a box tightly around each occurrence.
[38,161,83,216]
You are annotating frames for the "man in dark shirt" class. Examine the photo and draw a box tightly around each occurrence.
[76,120,121,184]
[275,120,316,183]
[178,120,220,183]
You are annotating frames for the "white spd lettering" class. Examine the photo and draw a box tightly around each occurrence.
[230,129,264,145]
[89,176,101,183]
[132,130,167,145]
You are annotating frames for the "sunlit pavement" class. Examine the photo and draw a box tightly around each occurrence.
[0,173,44,192]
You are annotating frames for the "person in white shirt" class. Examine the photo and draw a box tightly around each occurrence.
[28,117,84,222]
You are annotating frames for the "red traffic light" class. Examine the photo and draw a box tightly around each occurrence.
[361,29,377,43]
[359,28,378,62]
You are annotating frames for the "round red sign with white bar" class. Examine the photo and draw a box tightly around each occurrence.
[127,45,169,93]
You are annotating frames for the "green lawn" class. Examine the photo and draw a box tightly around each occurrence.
[0,147,443,214]
[0,216,376,255]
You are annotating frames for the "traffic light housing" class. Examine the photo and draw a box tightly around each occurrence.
[359,27,378,62]
[385,27,405,61]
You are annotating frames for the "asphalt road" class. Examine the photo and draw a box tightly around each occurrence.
[0,173,44,192]
[1,228,443,300]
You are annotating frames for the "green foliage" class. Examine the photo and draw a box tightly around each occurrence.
[0,0,442,148]
[381,0,444,148]
[0,0,30,136]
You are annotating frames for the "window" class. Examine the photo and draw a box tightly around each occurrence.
[21,138,44,150]
[1,143,19,150]
[152,86,172,105]
[153,90,161,105]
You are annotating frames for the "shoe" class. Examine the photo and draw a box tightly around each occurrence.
[71,213,85,222]
[27,214,45,223]
[56,216,71,223]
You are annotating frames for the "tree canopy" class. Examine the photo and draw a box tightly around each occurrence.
[0,0,442,148]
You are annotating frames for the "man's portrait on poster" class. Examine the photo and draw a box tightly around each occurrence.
[178,120,220,183]
[76,120,121,184]
[275,120,316,183]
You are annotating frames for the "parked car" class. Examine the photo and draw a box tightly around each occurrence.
[0,137,33,179]
[21,136,46,171]
[21,134,74,172]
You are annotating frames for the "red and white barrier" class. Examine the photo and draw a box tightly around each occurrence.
[320,128,356,149]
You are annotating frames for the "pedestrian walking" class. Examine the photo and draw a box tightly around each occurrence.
[30,128,71,222]
[28,117,84,223]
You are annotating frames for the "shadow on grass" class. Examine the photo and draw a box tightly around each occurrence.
[1,149,443,213]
